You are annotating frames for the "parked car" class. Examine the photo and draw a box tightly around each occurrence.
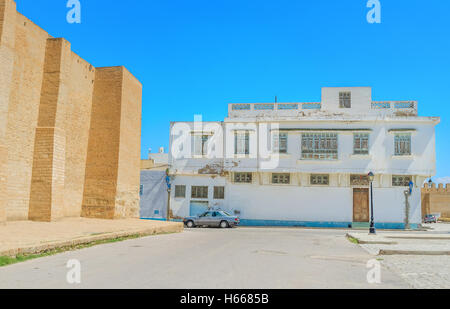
[184,210,240,228]
[424,214,438,224]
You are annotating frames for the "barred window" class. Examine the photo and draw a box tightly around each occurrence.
[272,173,291,184]
[354,134,369,155]
[272,133,288,154]
[234,172,252,183]
[193,135,209,156]
[235,132,250,155]
[301,133,338,160]
[350,175,370,186]
[175,185,186,198]
[392,175,412,187]
[214,186,225,199]
[339,92,351,108]
[310,174,329,185]
[395,134,411,156]
[191,186,208,199]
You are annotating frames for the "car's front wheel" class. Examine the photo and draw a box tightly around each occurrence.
[186,221,195,228]
[220,221,229,229]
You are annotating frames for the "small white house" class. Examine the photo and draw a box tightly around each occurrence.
[168,87,440,229]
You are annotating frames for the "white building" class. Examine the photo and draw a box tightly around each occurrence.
[168,87,440,229]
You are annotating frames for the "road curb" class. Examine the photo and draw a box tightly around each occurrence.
[379,249,450,256]
[346,233,398,245]
[0,222,184,258]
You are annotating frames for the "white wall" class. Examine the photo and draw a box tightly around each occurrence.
[171,120,438,178]
[171,174,422,225]
[321,87,372,114]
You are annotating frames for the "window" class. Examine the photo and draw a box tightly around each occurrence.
[272,173,290,184]
[175,185,186,198]
[200,211,213,217]
[392,175,412,187]
[139,185,144,196]
[395,134,411,156]
[272,133,288,154]
[214,186,225,199]
[339,92,351,108]
[350,175,370,186]
[234,172,252,183]
[310,174,329,185]
[235,132,250,155]
[354,133,369,155]
[193,135,209,156]
[301,133,338,160]
[191,186,208,199]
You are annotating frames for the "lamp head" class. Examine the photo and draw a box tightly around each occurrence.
[368,172,375,182]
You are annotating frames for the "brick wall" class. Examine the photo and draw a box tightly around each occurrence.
[422,184,450,218]
[0,0,16,224]
[5,8,49,220]
[0,0,142,222]
[29,38,70,222]
[63,53,95,217]
[115,68,142,218]
[82,67,142,219]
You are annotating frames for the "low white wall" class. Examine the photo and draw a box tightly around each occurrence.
[171,175,422,225]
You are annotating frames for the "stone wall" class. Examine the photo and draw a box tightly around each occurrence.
[0,0,142,222]
[82,67,142,219]
[422,184,450,218]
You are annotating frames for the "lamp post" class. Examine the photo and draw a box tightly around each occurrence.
[368,172,376,235]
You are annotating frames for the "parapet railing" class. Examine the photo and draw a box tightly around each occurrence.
[229,101,418,116]
[231,102,322,112]
[371,101,417,110]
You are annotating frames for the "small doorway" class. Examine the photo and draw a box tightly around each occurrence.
[353,188,370,223]
[190,201,209,217]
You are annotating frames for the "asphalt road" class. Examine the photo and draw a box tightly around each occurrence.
[0,227,409,289]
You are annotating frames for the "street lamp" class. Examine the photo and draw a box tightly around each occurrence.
[428,179,433,188]
[368,172,376,235]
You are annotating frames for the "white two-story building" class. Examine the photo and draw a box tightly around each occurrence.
[168,87,440,229]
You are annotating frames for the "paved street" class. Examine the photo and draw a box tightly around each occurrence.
[0,227,408,289]
[359,223,450,289]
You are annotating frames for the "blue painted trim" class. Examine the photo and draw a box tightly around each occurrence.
[238,219,420,230]
[239,219,352,228]
[374,222,420,230]
[141,218,167,222]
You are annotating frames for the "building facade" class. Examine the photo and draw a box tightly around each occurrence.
[168,87,439,229]
[0,0,142,222]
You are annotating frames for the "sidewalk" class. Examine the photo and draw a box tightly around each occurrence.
[348,223,450,256]
[0,218,183,257]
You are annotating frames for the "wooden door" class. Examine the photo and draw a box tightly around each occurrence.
[353,188,370,222]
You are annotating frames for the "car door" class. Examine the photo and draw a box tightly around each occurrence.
[197,211,213,226]
[212,211,224,227]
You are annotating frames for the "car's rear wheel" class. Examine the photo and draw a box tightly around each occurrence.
[220,221,229,229]
[186,221,195,228]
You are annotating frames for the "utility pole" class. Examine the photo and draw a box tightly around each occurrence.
[404,181,414,230]
[165,169,171,221]
[404,190,410,230]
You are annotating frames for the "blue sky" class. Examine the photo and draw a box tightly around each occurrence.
[17,0,450,179]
